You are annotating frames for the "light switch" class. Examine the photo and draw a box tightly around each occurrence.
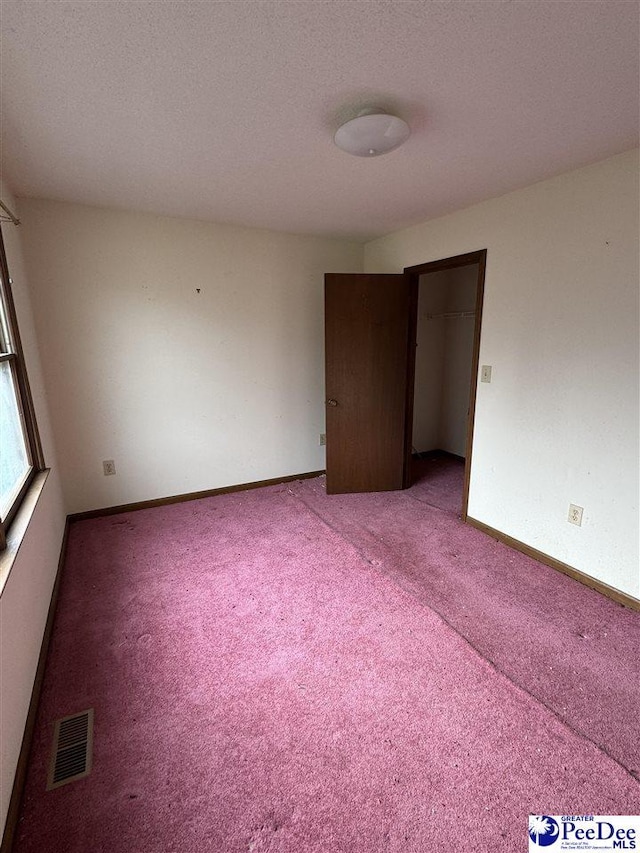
[481,365,492,383]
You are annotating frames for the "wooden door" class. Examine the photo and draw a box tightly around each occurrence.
[324,273,415,494]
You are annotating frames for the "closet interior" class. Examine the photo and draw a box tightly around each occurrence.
[412,263,479,480]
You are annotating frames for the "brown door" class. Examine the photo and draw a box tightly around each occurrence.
[324,273,415,494]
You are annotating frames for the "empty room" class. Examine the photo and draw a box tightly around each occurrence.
[0,2,638,851]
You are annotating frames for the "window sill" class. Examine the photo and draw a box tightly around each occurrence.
[0,469,50,598]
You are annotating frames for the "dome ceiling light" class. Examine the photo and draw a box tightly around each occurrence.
[333,108,410,157]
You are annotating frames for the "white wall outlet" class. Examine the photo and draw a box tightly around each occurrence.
[319,433,326,446]
[568,504,583,526]
[481,365,492,383]
[103,459,116,476]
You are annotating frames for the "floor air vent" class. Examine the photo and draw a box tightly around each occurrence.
[47,708,94,790]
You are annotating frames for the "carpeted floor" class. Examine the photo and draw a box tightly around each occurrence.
[13,458,640,852]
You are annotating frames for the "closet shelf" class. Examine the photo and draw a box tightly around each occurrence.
[425,311,475,320]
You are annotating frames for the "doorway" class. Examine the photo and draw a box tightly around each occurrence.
[323,251,485,511]
[404,251,486,519]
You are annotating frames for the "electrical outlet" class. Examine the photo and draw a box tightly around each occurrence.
[481,365,492,383]
[103,459,116,476]
[319,433,326,446]
[568,504,583,526]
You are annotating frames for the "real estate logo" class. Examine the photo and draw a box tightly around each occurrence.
[529,816,559,847]
[528,815,639,852]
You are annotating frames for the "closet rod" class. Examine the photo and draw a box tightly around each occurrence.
[426,311,475,320]
[0,200,20,226]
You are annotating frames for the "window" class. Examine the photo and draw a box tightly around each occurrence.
[0,224,43,548]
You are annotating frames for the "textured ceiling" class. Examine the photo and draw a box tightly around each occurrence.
[1,0,638,241]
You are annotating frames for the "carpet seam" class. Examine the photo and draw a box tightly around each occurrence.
[283,480,640,787]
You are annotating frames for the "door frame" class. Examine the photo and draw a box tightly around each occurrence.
[402,249,487,520]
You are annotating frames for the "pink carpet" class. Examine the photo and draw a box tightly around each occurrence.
[14,460,640,852]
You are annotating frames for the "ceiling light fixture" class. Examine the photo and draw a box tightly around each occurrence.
[334,108,410,157]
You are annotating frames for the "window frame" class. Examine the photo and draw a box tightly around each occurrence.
[0,224,44,548]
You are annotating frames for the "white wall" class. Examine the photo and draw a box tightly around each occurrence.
[18,200,363,514]
[413,273,446,451]
[0,182,66,835]
[413,267,477,456]
[439,266,477,456]
[366,149,640,599]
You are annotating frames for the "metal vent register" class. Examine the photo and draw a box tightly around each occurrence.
[47,709,94,790]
